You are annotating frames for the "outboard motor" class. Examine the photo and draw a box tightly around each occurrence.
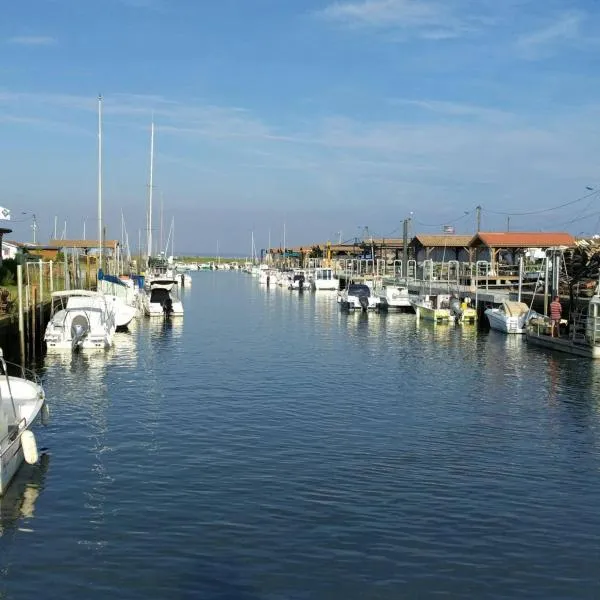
[163,297,173,317]
[359,295,370,311]
[299,275,305,291]
[449,297,462,319]
[70,314,90,351]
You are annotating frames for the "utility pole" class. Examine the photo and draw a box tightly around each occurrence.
[507,215,510,232]
[476,205,481,233]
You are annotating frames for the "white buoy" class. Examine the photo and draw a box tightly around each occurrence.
[21,430,38,465]
[41,402,50,426]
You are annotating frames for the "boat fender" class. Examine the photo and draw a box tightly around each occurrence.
[22,430,39,465]
[41,402,50,426]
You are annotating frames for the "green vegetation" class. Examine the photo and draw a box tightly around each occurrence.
[178,256,244,264]
[0,259,17,286]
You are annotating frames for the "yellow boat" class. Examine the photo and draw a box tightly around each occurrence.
[410,295,453,323]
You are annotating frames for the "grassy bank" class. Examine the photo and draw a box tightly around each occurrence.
[178,256,244,264]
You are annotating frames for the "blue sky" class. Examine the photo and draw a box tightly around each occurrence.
[2,0,600,253]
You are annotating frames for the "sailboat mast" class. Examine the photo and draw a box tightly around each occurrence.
[147,121,155,264]
[160,192,164,255]
[98,94,103,271]
[171,217,174,258]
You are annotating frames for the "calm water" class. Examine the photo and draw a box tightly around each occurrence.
[1,273,600,599]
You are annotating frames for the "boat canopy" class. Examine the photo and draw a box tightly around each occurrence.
[348,284,370,296]
[98,272,127,288]
[503,301,529,316]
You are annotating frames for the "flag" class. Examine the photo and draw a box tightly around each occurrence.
[0,207,11,221]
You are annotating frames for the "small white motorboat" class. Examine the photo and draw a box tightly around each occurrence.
[379,284,411,310]
[143,280,184,317]
[339,283,381,311]
[485,300,538,334]
[288,271,310,291]
[0,348,47,496]
[44,290,117,351]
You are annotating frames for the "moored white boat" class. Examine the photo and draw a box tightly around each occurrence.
[485,300,538,334]
[339,283,380,311]
[288,270,310,290]
[0,349,47,496]
[379,284,411,310]
[311,267,339,291]
[143,280,184,317]
[44,290,116,351]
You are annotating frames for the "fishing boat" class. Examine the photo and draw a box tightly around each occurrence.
[449,296,478,324]
[44,290,116,351]
[410,294,453,323]
[311,267,339,291]
[143,280,184,317]
[0,349,47,496]
[525,294,600,358]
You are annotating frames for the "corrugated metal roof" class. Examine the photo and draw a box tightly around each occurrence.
[411,234,473,248]
[470,232,575,248]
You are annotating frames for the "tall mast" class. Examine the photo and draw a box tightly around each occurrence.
[171,217,175,258]
[147,120,155,264]
[160,192,164,255]
[98,94,103,271]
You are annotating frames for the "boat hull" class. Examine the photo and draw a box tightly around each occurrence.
[525,331,600,358]
[412,304,451,323]
[45,336,112,351]
[313,280,339,291]
[0,380,44,496]
[1,437,25,496]
[485,309,525,334]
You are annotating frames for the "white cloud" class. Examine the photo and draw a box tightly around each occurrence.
[6,36,57,46]
[389,99,513,123]
[317,0,476,39]
[516,12,584,59]
[2,88,600,227]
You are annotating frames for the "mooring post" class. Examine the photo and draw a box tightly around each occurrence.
[39,259,43,332]
[31,285,36,360]
[64,251,70,290]
[49,260,54,293]
[17,264,25,365]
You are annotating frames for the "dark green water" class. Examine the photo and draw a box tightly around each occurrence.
[1,273,600,599]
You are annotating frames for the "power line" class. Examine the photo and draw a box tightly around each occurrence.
[414,208,475,228]
[483,188,599,217]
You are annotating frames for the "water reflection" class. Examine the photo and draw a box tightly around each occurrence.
[0,453,50,535]
[145,316,184,340]
[44,350,110,383]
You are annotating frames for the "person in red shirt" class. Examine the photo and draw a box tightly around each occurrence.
[550,296,562,337]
